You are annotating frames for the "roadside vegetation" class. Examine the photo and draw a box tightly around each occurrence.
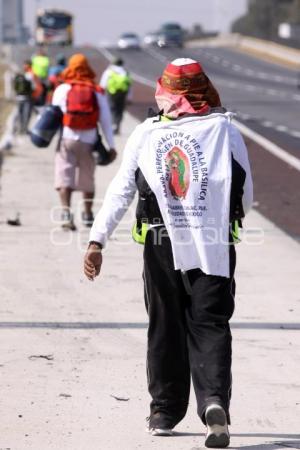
[0,62,13,138]
[232,0,300,47]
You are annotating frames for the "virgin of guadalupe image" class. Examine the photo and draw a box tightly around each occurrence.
[165,146,190,199]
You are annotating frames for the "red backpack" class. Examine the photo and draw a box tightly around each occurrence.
[63,82,101,130]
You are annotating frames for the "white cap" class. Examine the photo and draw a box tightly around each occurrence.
[170,58,198,66]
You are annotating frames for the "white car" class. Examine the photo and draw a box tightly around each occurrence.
[143,31,160,46]
[117,33,140,49]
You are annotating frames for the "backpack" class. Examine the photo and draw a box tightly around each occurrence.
[14,73,32,96]
[63,83,99,130]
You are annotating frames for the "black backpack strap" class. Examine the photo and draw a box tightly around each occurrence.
[230,155,246,222]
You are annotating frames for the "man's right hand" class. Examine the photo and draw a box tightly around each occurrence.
[84,243,103,281]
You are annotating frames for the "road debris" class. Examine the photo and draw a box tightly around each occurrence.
[110,395,130,402]
[28,354,54,361]
[7,213,21,226]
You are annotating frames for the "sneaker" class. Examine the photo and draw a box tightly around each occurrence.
[146,415,173,436]
[146,423,173,436]
[61,210,76,231]
[82,212,94,228]
[204,404,230,448]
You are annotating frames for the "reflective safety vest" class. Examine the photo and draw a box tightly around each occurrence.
[132,221,149,245]
[132,219,241,246]
[107,70,131,95]
[231,220,241,244]
[32,55,50,79]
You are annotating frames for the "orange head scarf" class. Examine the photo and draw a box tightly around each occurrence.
[155,58,221,118]
[62,53,96,83]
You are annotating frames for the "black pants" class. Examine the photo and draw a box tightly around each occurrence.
[108,92,127,132]
[143,227,236,428]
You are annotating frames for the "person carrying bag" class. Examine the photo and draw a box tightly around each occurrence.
[52,53,116,230]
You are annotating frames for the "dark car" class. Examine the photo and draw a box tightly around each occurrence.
[157,22,184,48]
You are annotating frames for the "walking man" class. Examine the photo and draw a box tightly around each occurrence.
[47,53,66,103]
[100,58,132,134]
[31,47,50,106]
[13,60,34,134]
[52,53,116,230]
[84,58,253,447]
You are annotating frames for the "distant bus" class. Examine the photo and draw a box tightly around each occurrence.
[35,9,73,46]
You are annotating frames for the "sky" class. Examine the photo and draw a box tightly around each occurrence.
[24,0,248,46]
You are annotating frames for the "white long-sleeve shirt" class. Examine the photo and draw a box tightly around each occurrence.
[90,113,253,276]
[52,83,115,148]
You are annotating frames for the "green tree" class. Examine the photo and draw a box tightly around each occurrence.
[231,0,297,39]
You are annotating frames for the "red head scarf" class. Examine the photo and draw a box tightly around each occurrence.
[62,53,96,84]
[155,58,221,118]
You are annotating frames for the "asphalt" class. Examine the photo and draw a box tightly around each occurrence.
[0,108,299,449]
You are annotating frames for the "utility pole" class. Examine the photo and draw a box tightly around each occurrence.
[0,0,3,43]
[0,0,25,43]
[16,0,24,43]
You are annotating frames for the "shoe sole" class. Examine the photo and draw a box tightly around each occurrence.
[205,406,229,448]
[205,433,229,448]
[147,427,173,436]
[62,223,77,231]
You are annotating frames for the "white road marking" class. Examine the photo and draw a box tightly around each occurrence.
[267,89,277,96]
[239,113,251,120]
[275,125,289,133]
[262,121,274,128]
[143,46,168,63]
[131,73,156,88]
[237,111,299,139]
[100,47,116,62]
[290,130,300,138]
[245,85,256,92]
[198,50,297,85]
[276,125,288,132]
[235,121,300,172]
[275,92,286,98]
[258,73,269,79]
